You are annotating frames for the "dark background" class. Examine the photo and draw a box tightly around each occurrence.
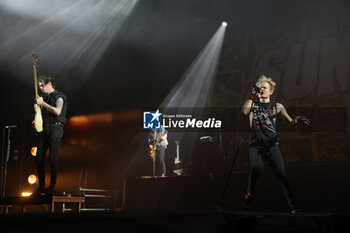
[0,0,349,212]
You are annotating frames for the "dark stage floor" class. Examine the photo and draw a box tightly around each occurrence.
[0,210,349,233]
[1,163,349,232]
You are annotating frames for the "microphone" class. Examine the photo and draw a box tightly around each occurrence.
[253,85,262,93]
[5,125,17,129]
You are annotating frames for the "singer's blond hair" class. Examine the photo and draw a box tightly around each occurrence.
[256,75,276,90]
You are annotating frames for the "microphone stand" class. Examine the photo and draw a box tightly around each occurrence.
[217,137,243,208]
[1,127,13,198]
[211,91,258,210]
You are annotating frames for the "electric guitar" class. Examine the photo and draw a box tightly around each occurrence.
[173,140,183,175]
[149,134,165,158]
[149,133,167,177]
[32,52,43,133]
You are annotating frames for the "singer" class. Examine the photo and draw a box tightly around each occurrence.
[241,75,310,213]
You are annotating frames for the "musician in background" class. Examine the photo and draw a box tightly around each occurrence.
[33,76,67,195]
[148,126,168,177]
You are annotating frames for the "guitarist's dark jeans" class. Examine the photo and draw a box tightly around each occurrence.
[36,124,64,187]
[247,143,296,207]
[156,147,166,176]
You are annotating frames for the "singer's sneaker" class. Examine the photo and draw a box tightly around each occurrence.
[290,204,302,214]
[242,192,254,210]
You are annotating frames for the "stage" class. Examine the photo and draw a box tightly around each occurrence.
[0,210,349,233]
[1,163,350,232]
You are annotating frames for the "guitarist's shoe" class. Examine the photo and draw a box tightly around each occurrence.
[31,186,45,197]
[43,185,55,196]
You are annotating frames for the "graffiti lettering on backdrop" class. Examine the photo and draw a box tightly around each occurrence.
[255,33,350,100]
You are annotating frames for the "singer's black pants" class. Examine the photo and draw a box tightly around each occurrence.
[247,143,296,207]
[36,123,64,187]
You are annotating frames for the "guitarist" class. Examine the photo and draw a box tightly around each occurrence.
[33,76,67,196]
[148,127,168,177]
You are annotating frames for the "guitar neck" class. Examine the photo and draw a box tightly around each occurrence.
[154,134,163,146]
[176,144,179,159]
[33,67,39,99]
[32,52,39,99]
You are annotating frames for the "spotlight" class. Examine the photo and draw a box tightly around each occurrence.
[28,174,37,185]
[222,21,227,27]
[21,192,32,197]
[30,147,37,156]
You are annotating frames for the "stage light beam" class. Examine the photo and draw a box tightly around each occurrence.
[161,22,227,108]
[120,23,227,181]
[0,0,139,90]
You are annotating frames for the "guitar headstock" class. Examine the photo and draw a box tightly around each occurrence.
[32,52,37,66]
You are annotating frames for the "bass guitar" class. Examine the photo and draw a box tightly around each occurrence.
[149,134,164,158]
[32,52,43,133]
[149,133,166,177]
